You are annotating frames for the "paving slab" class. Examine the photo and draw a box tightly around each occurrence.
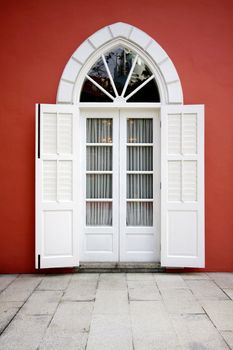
[39,301,93,350]
[94,289,129,315]
[63,276,98,301]
[86,314,133,350]
[71,273,99,281]
[202,300,233,331]
[0,275,18,293]
[0,301,22,334]
[39,331,88,350]
[98,273,127,290]
[0,313,51,350]
[155,273,188,290]
[37,274,72,291]
[161,288,204,315]
[0,276,42,302]
[221,331,233,349]
[224,289,233,300]
[130,300,181,350]
[180,272,210,280]
[171,313,229,349]
[126,273,155,281]
[185,279,229,300]
[208,273,233,289]
[20,290,63,315]
[1,272,233,350]
[127,280,161,301]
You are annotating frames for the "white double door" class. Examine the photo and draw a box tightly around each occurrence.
[80,108,160,262]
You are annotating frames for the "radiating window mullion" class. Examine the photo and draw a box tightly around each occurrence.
[86,75,115,101]
[121,54,138,97]
[102,54,119,97]
[125,75,155,101]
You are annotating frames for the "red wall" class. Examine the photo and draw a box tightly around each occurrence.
[0,0,233,273]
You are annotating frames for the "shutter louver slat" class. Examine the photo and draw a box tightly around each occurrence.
[43,161,57,201]
[43,113,57,154]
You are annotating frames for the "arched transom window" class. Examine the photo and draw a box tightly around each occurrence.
[80,46,160,103]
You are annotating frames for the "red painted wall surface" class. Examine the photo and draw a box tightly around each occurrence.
[0,0,233,273]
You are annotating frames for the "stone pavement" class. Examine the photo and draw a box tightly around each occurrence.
[0,273,233,350]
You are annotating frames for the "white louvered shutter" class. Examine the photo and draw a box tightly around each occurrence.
[36,104,79,268]
[161,105,204,267]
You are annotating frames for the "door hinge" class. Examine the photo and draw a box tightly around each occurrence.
[160,182,162,190]
[38,104,41,159]
[38,254,41,269]
[160,120,161,128]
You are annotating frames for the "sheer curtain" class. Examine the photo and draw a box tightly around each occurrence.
[86,119,112,226]
[85,117,154,227]
[126,118,153,226]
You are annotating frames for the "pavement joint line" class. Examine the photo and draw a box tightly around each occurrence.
[35,288,67,292]
[84,273,101,350]
[0,277,43,336]
[38,288,65,348]
[0,274,19,295]
[201,304,232,350]
[126,277,136,350]
[37,272,94,350]
[62,299,96,302]
[211,279,231,300]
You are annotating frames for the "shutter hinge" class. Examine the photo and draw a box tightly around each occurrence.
[38,104,41,159]
[38,254,41,269]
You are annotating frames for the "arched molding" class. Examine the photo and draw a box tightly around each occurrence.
[56,22,183,104]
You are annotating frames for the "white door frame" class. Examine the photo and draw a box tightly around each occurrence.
[78,106,161,262]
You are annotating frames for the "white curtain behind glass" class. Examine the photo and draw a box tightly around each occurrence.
[86,119,112,226]
[127,118,153,226]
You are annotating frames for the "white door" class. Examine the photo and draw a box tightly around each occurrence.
[79,108,160,262]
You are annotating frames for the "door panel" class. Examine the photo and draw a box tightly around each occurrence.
[80,108,160,262]
[119,110,160,262]
[80,110,119,261]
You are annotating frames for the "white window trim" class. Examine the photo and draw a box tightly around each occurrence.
[56,22,183,105]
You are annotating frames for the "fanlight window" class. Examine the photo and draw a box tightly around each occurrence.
[80,46,160,103]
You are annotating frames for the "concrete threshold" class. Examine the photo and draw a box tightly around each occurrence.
[75,262,165,273]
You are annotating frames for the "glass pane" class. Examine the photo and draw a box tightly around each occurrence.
[86,174,112,198]
[127,202,153,226]
[87,146,112,171]
[127,79,160,102]
[125,57,152,96]
[127,146,153,171]
[87,57,115,97]
[86,202,112,226]
[105,46,136,95]
[86,119,112,143]
[127,174,153,199]
[80,78,113,102]
[127,119,153,143]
